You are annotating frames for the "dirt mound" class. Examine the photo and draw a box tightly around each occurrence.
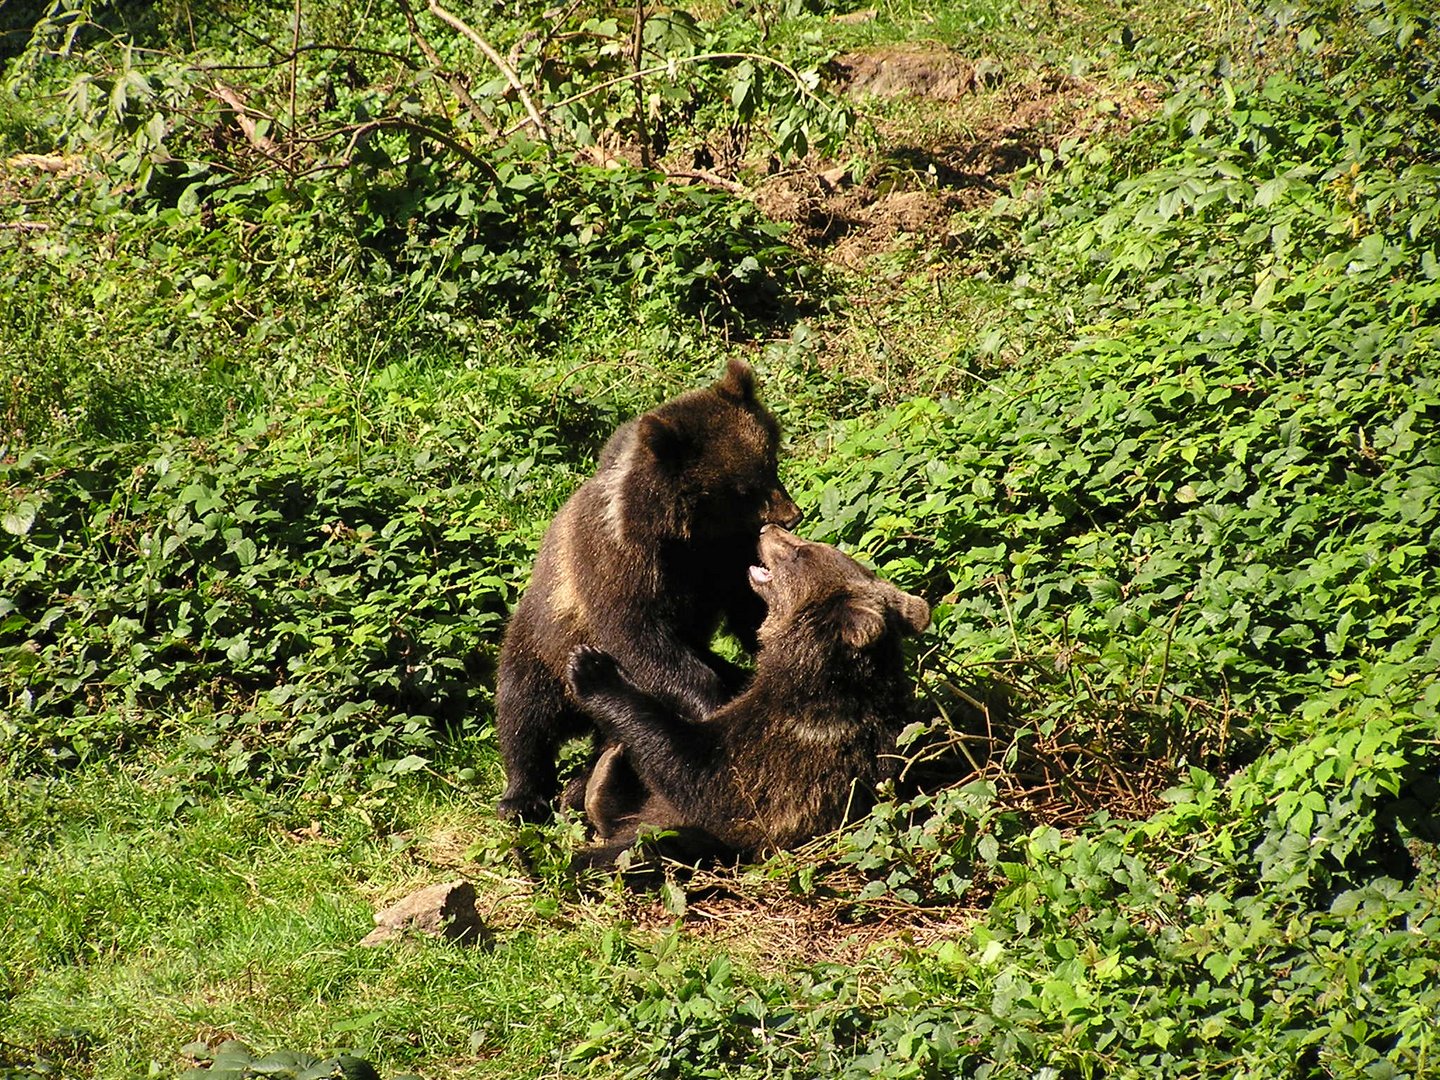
[752,47,1158,267]
[834,44,996,101]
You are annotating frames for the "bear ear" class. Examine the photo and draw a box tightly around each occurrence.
[638,413,696,467]
[838,596,889,650]
[713,358,757,404]
[584,743,636,840]
[894,589,931,636]
[838,587,929,648]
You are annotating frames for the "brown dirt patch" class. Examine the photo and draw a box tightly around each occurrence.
[750,46,1160,268]
[836,44,999,102]
[601,871,981,970]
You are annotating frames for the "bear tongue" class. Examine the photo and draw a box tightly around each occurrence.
[748,565,773,585]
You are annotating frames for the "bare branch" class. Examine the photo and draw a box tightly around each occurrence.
[501,51,829,139]
[663,168,748,195]
[334,117,498,179]
[516,0,589,68]
[209,83,284,163]
[398,0,499,137]
[289,0,302,170]
[220,115,498,184]
[196,44,421,73]
[427,0,551,148]
[631,1,651,169]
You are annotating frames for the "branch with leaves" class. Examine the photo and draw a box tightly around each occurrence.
[425,0,552,149]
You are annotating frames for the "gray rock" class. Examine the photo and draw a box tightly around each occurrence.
[359,879,485,946]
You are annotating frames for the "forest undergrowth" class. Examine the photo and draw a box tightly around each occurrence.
[2,0,1437,1077]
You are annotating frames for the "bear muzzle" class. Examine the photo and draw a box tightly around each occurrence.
[764,485,803,530]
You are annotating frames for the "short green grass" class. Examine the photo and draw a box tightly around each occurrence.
[0,753,634,1078]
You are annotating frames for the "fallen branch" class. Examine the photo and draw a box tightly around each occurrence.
[209,83,283,161]
[663,167,747,195]
[7,153,73,173]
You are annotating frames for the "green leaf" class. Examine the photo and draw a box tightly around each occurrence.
[659,880,687,917]
[2,500,37,536]
[1255,176,1289,207]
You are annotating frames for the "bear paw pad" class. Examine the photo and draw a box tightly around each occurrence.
[566,645,623,699]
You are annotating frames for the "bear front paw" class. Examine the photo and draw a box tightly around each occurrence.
[497,790,552,825]
[566,645,623,700]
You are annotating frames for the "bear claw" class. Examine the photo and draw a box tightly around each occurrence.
[497,791,552,824]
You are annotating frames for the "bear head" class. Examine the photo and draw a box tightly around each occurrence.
[747,526,930,657]
[634,359,801,542]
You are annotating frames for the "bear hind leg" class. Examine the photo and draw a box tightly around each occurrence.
[496,654,582,823]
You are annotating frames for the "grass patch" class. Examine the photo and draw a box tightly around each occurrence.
[0,752,626,1079]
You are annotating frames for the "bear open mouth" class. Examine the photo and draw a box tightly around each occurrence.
[748,564,773,585]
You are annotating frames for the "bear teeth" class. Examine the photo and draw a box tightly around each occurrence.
[749,565,773,585]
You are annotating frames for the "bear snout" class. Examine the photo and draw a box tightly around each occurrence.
[764,484,803,529]
[758,524,805,558]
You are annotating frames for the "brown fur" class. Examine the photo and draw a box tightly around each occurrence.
[495,360,801,822]
[567,526,929,867]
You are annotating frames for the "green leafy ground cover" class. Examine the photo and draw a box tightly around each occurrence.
[2,0,1438,1077]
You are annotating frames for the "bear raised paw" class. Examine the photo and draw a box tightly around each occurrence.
[569,525,929,868]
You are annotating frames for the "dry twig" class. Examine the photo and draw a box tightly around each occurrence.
[501,50,827,141]
[398,0,500,136]
[209,83,282,160]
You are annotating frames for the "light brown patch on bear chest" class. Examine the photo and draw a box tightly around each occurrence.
[548,508,588,625]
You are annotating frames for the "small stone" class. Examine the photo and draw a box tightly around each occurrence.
[359,880,486,947]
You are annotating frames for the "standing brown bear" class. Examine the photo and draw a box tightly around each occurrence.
[495,360,801,823]
[566,524,930,866]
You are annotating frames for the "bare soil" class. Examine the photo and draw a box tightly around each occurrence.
[751,44,1160,267]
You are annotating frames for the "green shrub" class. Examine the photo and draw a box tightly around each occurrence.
[571,1,1440,1075]
[0,407,576,780]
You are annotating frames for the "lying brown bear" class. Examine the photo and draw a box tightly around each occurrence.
[565,525,930,867]
[495,360,801,823]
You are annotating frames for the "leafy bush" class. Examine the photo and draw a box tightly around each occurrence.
[566,1,1440,1076]
[0,399,589,780]
[0,0,847,446]
[3,0,1439,1078]
[787,0,1440,797]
